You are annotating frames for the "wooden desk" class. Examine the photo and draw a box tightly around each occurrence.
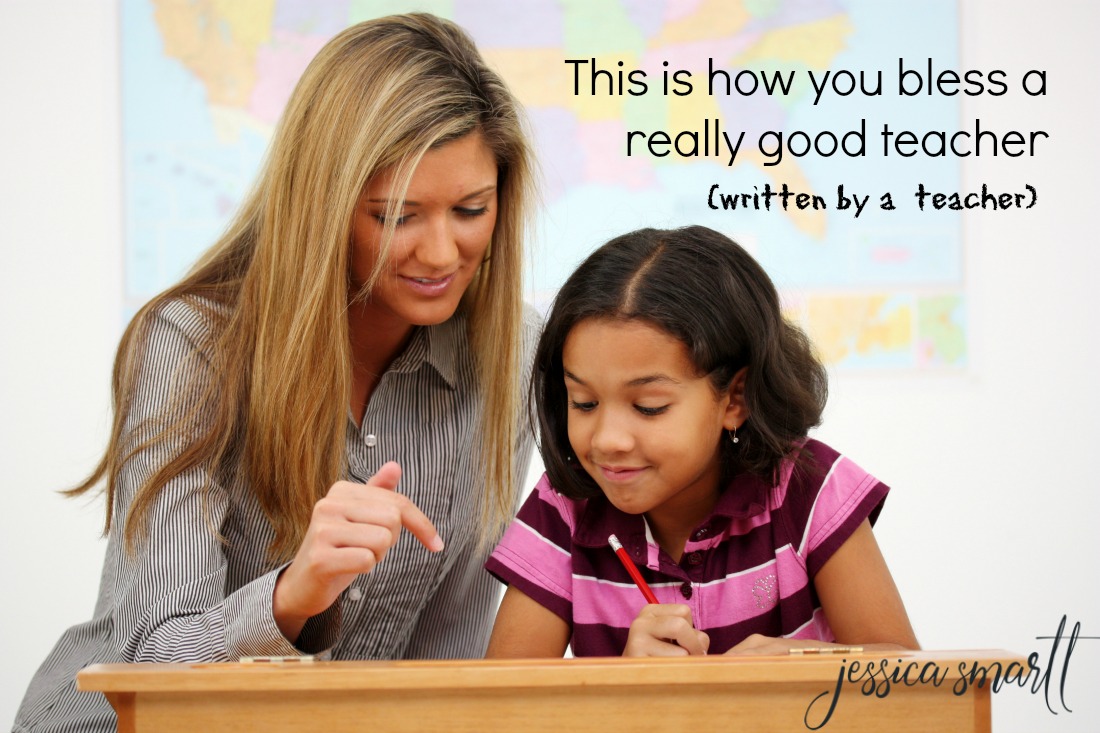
[78,650,1021,733]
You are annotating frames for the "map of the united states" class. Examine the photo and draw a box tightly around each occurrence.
[124,0,965,369]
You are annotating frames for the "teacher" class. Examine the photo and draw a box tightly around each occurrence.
[15,13,536,733]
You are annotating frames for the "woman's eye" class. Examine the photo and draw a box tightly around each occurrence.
[635,405,669,416]
[374,214,410,226]
[456,206,489,218]
[569,399,597,412]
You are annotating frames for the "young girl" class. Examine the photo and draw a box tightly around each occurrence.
[486,226,918,657]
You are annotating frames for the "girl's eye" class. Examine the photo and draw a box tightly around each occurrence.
[635,405,669,416]
[569,399,597,412]
[456,206,488,218]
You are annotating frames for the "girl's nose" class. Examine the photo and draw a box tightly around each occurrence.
[590,410,634,455]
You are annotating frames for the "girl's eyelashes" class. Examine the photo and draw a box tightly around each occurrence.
[457,206,489,218]
[567,399,669,416]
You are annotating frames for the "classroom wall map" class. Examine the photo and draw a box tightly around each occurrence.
[122,0,965,370]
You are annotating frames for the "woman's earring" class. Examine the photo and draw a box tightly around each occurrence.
[728,427,739,444]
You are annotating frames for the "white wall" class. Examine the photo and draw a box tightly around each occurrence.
[2,1,1097,731]
[1,0,123,721]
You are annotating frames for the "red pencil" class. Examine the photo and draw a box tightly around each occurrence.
[608,534,659,605]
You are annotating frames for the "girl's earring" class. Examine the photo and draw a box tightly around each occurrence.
[728,427,739,445]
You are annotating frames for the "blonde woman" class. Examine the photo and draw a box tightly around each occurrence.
[16,14,536,733]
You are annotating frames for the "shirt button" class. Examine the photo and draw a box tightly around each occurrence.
[680,582,693,599]
[686,551,703,566]
[692,527,709,541]
[364,433,378,448]
[347,587,363,602]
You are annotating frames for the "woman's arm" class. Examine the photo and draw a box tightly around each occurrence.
[485,586,570,658]
[113,301,449,660]
[110,303,322,661]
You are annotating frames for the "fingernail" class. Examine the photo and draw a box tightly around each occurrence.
[428,535,444,552]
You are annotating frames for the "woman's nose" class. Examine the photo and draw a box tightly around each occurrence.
[414,217,460,270]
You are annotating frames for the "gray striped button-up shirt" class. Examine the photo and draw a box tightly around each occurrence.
[15,298,536,733]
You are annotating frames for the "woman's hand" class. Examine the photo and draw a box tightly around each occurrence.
[623,604,709,657]
[272,461,443,642]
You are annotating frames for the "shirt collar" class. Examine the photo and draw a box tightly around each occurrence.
[385,312,464,390]
[571,471,769,550]
[572,495,646,549]
[711,471,770,520]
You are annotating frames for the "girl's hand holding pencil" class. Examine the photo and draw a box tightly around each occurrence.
[611,534,709,657]
[623,604,710,657]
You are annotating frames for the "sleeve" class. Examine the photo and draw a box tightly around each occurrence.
[484,475,577,625]
[796,447,890,578]
[106,299,338,663]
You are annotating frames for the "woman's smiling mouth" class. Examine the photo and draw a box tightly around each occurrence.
[399,272,457,295]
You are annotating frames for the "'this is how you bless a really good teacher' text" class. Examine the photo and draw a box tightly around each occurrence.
[565,56,1048,215]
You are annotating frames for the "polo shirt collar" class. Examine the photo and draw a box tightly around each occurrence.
[711,471,770,520]
[572,495,645,549]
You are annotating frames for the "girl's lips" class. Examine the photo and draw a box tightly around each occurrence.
[598,465,647,482]
[399,272,456,296]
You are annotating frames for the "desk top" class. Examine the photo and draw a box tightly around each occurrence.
[78,649,1024,693]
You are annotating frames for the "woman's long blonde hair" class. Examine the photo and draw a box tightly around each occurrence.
[71,14,535,561]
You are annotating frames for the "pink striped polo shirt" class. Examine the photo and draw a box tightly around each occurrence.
[485,440,888,656]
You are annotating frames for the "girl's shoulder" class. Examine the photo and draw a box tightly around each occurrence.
[534,471,587,510]
[768,438,883,515]
[517,472,588,536]
[782,439,877,489]
[794,437,841,467]
[774,438,889,537]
